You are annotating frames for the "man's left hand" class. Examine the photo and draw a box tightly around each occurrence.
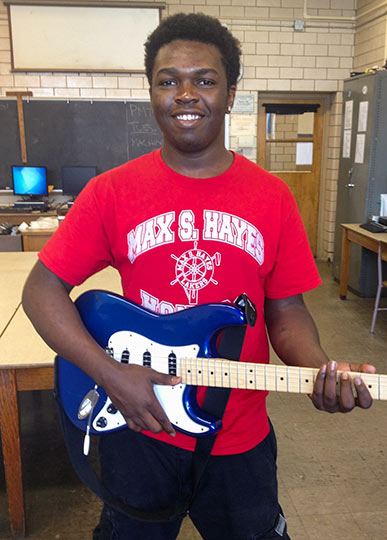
[311,361,376,413]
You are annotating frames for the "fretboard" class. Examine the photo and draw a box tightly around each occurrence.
[178,357,387,400]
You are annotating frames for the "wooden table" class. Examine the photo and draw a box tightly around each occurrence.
[0,252,38,335]
[21,227,58,251]
[0,211,57,227]
[0,253,121,538]
[339,223,387,299]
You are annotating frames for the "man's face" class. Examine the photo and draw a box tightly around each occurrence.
[150,40,236,155]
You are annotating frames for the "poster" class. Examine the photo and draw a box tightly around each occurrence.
[231,115,256,136]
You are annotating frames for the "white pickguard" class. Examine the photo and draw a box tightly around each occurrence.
[91,331,210,435]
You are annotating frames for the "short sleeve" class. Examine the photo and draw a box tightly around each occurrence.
[264,188,321,299]
[38,179,112,285]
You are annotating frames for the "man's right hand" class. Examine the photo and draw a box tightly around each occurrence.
[103,362,181,436]
[22,262,181,436]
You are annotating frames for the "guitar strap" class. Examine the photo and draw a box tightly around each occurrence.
[189,323,247,504]
[54,293,256,523]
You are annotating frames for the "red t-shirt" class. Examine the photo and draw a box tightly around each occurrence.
[39,149,321,455]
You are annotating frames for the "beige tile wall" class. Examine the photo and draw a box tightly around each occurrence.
[354,0,387,70]
[0,0,385,259]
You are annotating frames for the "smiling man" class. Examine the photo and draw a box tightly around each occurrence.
[22,12,375,540]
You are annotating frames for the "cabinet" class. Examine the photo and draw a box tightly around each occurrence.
[333,71,387,296]
[21,228,57,251]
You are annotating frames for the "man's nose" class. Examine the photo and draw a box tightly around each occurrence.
[175,83,199,103]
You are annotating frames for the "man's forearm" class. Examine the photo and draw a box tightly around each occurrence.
[264,295,329,368]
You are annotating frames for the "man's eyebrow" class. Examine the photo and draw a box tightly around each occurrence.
[156,67,220,77]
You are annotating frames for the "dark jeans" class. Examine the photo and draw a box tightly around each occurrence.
[93,423,290,540]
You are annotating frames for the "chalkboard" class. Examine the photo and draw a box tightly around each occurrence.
[0,100,163,190]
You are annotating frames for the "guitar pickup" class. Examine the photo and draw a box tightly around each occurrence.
[107,403,118,414]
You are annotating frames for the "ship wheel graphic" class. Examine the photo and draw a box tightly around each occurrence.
[171,242,221,304]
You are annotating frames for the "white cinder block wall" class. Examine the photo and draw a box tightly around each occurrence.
[0,0,386,260]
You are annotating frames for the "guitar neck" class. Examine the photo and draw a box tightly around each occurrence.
[178,357,387,400]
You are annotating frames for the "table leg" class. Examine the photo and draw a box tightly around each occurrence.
[339,228,351,299]
[0,370,25,538]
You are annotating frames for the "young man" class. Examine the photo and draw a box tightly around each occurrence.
[22,13,375,540]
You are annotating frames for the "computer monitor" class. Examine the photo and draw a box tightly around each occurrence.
[61,166,97,197]
[12,166,48,197]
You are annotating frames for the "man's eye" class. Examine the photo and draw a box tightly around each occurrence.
[160,80,176,86]
[198,79,215,86]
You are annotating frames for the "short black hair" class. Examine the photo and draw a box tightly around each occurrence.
[144,12,241,89]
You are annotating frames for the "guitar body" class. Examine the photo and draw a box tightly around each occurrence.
[56,290,246,437]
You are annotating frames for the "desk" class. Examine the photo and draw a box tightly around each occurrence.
[339,224,387,299]
[0,252,38,335]
[0,253,121,538]
[21,227,57,251]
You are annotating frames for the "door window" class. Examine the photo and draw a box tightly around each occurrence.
[264,105,318,172]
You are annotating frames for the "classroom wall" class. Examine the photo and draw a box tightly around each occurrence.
[0,0,385,260]
[354,0,387,70]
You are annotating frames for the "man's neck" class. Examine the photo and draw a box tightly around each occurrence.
[161,145,234,179]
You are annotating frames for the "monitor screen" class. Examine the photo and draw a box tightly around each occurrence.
[61,166,97,196]
[12,166,48,196]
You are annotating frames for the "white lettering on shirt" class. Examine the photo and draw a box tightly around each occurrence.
[127,210,264,266]
[178,210,199,242]
[140,290,189,313]
[203,210,264,265]
[127,212,175,263]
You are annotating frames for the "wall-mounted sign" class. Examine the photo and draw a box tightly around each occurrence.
[233,94,255,114]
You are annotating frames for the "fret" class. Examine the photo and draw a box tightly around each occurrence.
[192,357,199,386]
[298,367,314,394]
[255,363,266,391]
[246,364,255,390]
[197,357,203,386]
[207,357,216,387]
[236,362,245,390]
[229,360,238,388]
[222,359,231,388]
[179,356,184,379]
[265,363,278,392]
[186,356,193,385]
[360,372,386,400]
[275,365,289,393]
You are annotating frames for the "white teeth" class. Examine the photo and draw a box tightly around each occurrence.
[176,114,200,121]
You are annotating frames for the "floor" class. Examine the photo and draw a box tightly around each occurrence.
[1,262,387,539]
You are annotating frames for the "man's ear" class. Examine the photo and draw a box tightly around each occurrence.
[227,85,237,113]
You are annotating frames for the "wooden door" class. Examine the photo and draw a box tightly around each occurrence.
[257,99,324,255]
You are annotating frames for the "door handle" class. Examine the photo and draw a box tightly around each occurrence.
[345,183,355,188]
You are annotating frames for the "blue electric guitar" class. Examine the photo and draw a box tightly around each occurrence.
[57,291,387,442]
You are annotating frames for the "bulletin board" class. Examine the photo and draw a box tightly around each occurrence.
[5,1,164,72]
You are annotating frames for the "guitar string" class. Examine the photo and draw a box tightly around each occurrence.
[103,350,385,397]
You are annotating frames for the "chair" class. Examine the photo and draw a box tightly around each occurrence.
[371,242,387,333]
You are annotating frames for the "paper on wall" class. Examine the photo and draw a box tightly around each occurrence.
[381,194,387,216]
[354,133,365,164]
[358,101,368,132]
[344,100,353,130]
[231,115,255,136]
[342,129,351,158]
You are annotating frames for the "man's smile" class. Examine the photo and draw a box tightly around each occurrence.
[175,114,202,121]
